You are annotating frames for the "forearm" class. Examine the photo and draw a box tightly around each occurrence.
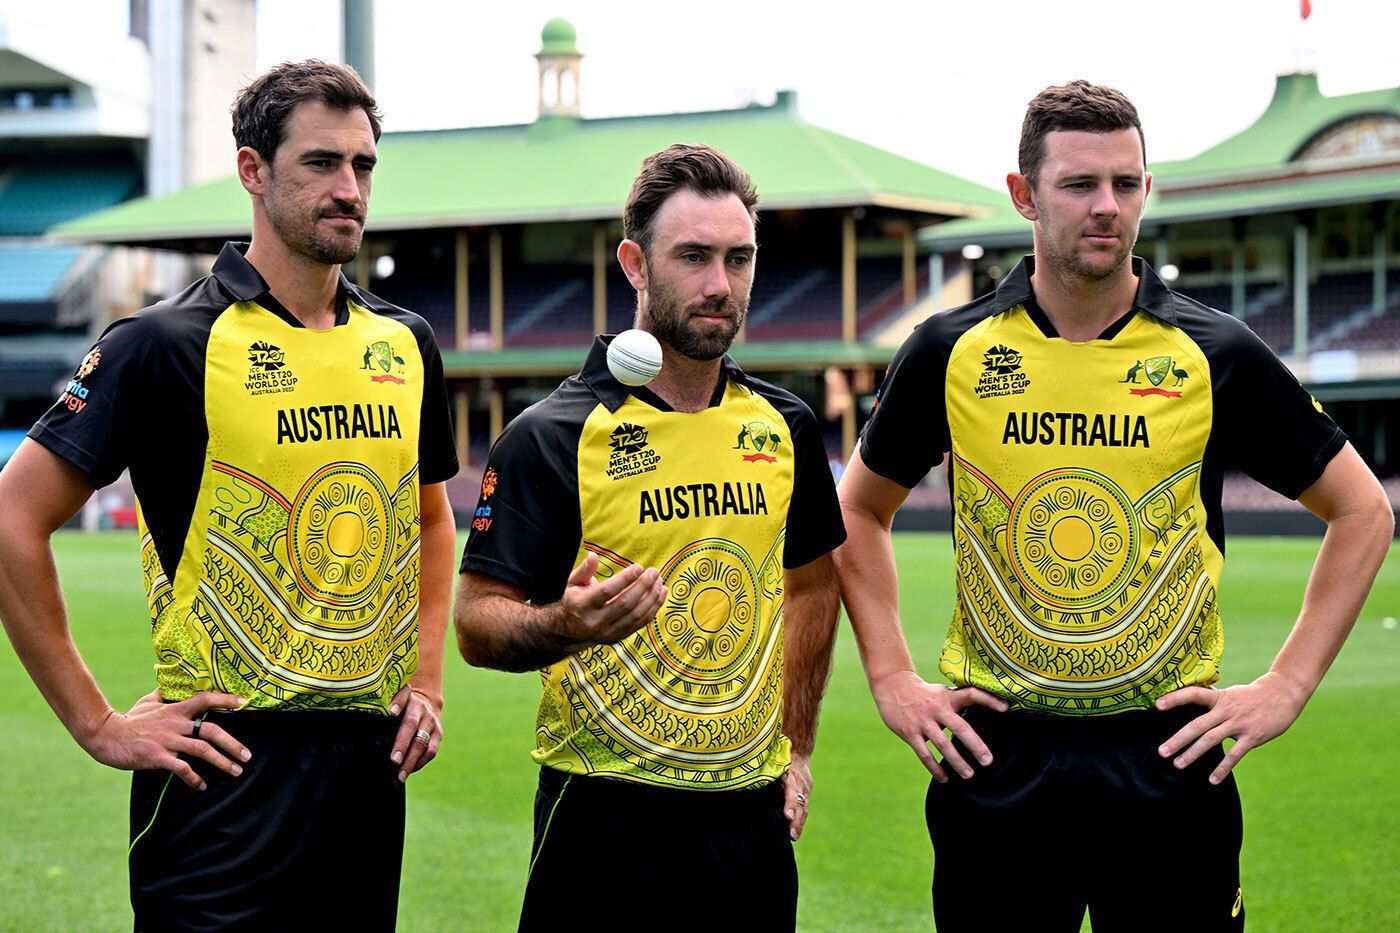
[456,588,583,673]
[833,503,916,685]
[410,499,457,704]
[1270,502,1393,698]
[782,557,841,757]
[0,527,113,746]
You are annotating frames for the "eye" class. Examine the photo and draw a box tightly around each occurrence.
[682,252,703,263]
[730,254,752,267]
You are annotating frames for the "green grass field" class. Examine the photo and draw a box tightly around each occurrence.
[1,532,1396,931]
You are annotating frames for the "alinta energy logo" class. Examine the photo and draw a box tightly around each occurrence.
[58,346,102,413]
[245,341,298,396]
[1121,355,1188,398]
[362,341,406,385]
[733,420,783,463]
[473,468,498,532]
[606,422,660,481]
[974,344,1030,399]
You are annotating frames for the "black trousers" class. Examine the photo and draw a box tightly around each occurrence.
[519,767,798,932]
[128,710,405,932]
[927,706,1245,933]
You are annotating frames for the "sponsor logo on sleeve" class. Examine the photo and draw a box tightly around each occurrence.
[975,344,1030,399]
[362,341,406,385]
[58,346,102,413]
[1122,355,1187,398]
[472,467,498,532]
[733,420,782,462]
[606,422,660,480]
[246,341,299,395]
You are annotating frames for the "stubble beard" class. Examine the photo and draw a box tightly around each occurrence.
[1040,220,1138,285]
[265,187,364,267]
[640,269,749,362]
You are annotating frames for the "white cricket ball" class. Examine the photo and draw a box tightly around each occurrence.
[606,329,663,386]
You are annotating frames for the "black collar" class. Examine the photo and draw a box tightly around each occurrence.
[580,334,750,413]
[211,242,352,328]
[992,255,1179,327]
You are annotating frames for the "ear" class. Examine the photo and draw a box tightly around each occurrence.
[1007,172,1038,222]
[237,146,268,196]
[617,239,648,291]
[1144,171,1153,200]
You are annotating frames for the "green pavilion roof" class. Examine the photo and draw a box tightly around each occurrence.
[924,72,1400,251]
[55,94,1003,249]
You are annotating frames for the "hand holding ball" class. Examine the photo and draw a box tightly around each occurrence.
[606,330,663,386]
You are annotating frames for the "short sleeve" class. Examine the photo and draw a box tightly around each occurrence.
[766,390,846,569]
[27,317,155,488]
[1219,327,1346,498]
[413,324,459,485]
[859,322,951,488]
[459,412,583,604]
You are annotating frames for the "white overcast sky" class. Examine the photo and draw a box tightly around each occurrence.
[9,0,1400,189]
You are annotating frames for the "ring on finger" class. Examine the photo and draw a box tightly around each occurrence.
[795,792,807,805]
[191,719,203,740]
[413,729,431,744]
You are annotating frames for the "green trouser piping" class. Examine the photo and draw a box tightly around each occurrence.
[526,775,572,881]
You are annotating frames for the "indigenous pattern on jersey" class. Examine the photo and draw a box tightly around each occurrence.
[862,258,1345,714]
[30,244,458,712]
[461,337,845,789]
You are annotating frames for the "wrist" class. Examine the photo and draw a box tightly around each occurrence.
[72,705,117,751]
[1263,668,1314,706]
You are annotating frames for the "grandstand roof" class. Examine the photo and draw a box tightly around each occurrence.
[925,71,1400,250]
[54,93,1003,249]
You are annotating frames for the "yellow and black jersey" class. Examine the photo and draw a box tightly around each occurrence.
[30,243,458,713]
[862,257,1345,715]
[461,336,846,789]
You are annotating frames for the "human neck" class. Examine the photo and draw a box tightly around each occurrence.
[645,344,724,414]
[244,233,342,330]
[1030,257,1139,343]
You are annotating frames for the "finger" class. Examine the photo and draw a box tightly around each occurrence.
[592,565,654,610]
[567,552,599,587]
[390,704,424,767]
[1210,739,1252,785]
[907,735,948,783]
[412,732,441,774]
[163,755,207,791]
[174,737,243,777]
[398,718,434,780]
[180,692,247,715]
[1173,720,1235,771]
[388,684,411,717]
[951,687,1010,713]
[1159,707,1226,759]
[596,570,661,624]
[942,714,994,768]
[603,579,667,638]
[1155,686,1217,712]
[926,728,974,780]
[192,721,252,764]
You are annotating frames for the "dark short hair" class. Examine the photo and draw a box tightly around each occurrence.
[1018,80,1144,184]
[231,60,383,160]
[623,144,759,253]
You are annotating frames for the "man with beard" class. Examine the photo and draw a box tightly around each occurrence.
[835,81,1391,931]
[455,144,846,931]
[0,61,458,929]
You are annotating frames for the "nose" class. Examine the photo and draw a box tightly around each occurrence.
[702,257,731,299]
[1091,181,1119,217]
[330,163,362,206]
